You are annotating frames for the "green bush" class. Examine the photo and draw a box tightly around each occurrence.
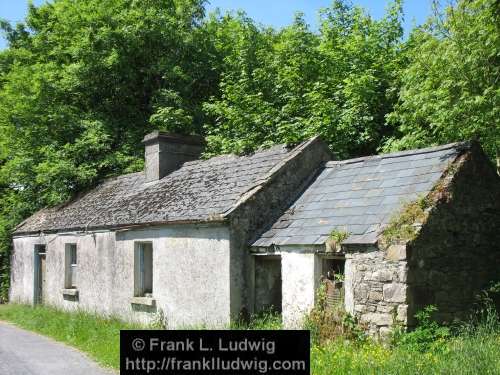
[392,305,451,352]
[304,284,366,345]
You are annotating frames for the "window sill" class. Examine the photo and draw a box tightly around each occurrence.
[130,296,156,307]
[62,288,79,297]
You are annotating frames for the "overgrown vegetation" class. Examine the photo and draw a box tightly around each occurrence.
[1,294,499,374]
[381,196,431,246]
[391,305,451,352]
[308,282,500,374]
[311,322,500,375]
[326,228,350,251]
[304,283,366,345]
[230,309,283,330]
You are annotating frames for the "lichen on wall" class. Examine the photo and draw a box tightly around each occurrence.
[344,244,409,337]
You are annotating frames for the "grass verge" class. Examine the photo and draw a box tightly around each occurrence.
[1,303,499,374]
[312,333,500,374]
[0,303,141,369]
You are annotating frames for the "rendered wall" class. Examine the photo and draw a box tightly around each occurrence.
[10,232,116,313]
[10,224,231,327]
[281,251,322,328]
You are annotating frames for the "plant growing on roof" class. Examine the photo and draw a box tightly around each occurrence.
[326,228,350,252]
[380,195,431,247]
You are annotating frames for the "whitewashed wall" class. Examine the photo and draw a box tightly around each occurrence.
[10,224,231,327]
[281,251,322,328]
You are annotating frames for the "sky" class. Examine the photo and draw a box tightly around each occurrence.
[0,0,432,50]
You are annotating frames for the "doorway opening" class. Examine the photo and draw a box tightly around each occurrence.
[319,256,345,309]
[254,255,282,314]
[34,245,46,305]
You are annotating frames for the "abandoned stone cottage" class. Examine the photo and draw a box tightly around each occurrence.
[9,132,500,334]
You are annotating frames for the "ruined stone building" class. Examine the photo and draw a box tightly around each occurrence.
[9,132,500,334]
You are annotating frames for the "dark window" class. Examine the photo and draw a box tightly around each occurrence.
[135,243,153,297]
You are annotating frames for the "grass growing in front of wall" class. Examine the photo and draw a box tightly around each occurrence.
[306,283,500,374]
[0,303,143,369]
[1,301,499,374]
[0,304,282,370]
[230,310,283,330]
[311,326,500,375]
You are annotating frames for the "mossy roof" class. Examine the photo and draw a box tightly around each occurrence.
[15,143,303,234]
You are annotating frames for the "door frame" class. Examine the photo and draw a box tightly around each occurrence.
[253,254,282,314]
[33,244,46,305]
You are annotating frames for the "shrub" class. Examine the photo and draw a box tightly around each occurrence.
[326,229,350,252]
[304,284,366,345]
[392,305,450,352]
[473,281,500,315]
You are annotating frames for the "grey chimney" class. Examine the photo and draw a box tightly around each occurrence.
[142,131,204,182]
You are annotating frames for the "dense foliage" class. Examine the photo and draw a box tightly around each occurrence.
[0,0,498,301]
[383,0,500,158]
[203,1,404,157]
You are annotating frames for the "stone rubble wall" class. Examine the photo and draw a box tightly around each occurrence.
[345,145,500,336]
[406,146,500,324]
[344,244,409,337]
[229,138,331,318]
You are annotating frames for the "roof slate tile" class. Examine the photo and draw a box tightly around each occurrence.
[252,142,465,247]
[16,144,296,234]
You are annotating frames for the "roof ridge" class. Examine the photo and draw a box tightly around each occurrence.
[326,141,469,167]
[221,136,324,218]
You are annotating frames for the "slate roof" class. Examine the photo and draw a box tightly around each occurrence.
[252,142,469,247]
[15,143,301,234]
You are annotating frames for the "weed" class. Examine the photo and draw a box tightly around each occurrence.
[304,284,366,345]
[392,305,451,352]
[326,228,350,251]
[381,195,430,247]
[230,309,282,330]
[151,308,168,329]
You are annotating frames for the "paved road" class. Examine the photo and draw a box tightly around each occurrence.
[0,321,114,375]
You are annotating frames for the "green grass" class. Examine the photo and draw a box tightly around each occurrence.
[230,310,283,330]
[0,303,142,369]
[312,307,500,374]
[312,333,500,374]
[1,304,499,374]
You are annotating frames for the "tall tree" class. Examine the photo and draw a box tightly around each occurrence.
[0,0,217,206]
[203,0,404,158]
[383,0,500,162]
[0,0,218,301]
